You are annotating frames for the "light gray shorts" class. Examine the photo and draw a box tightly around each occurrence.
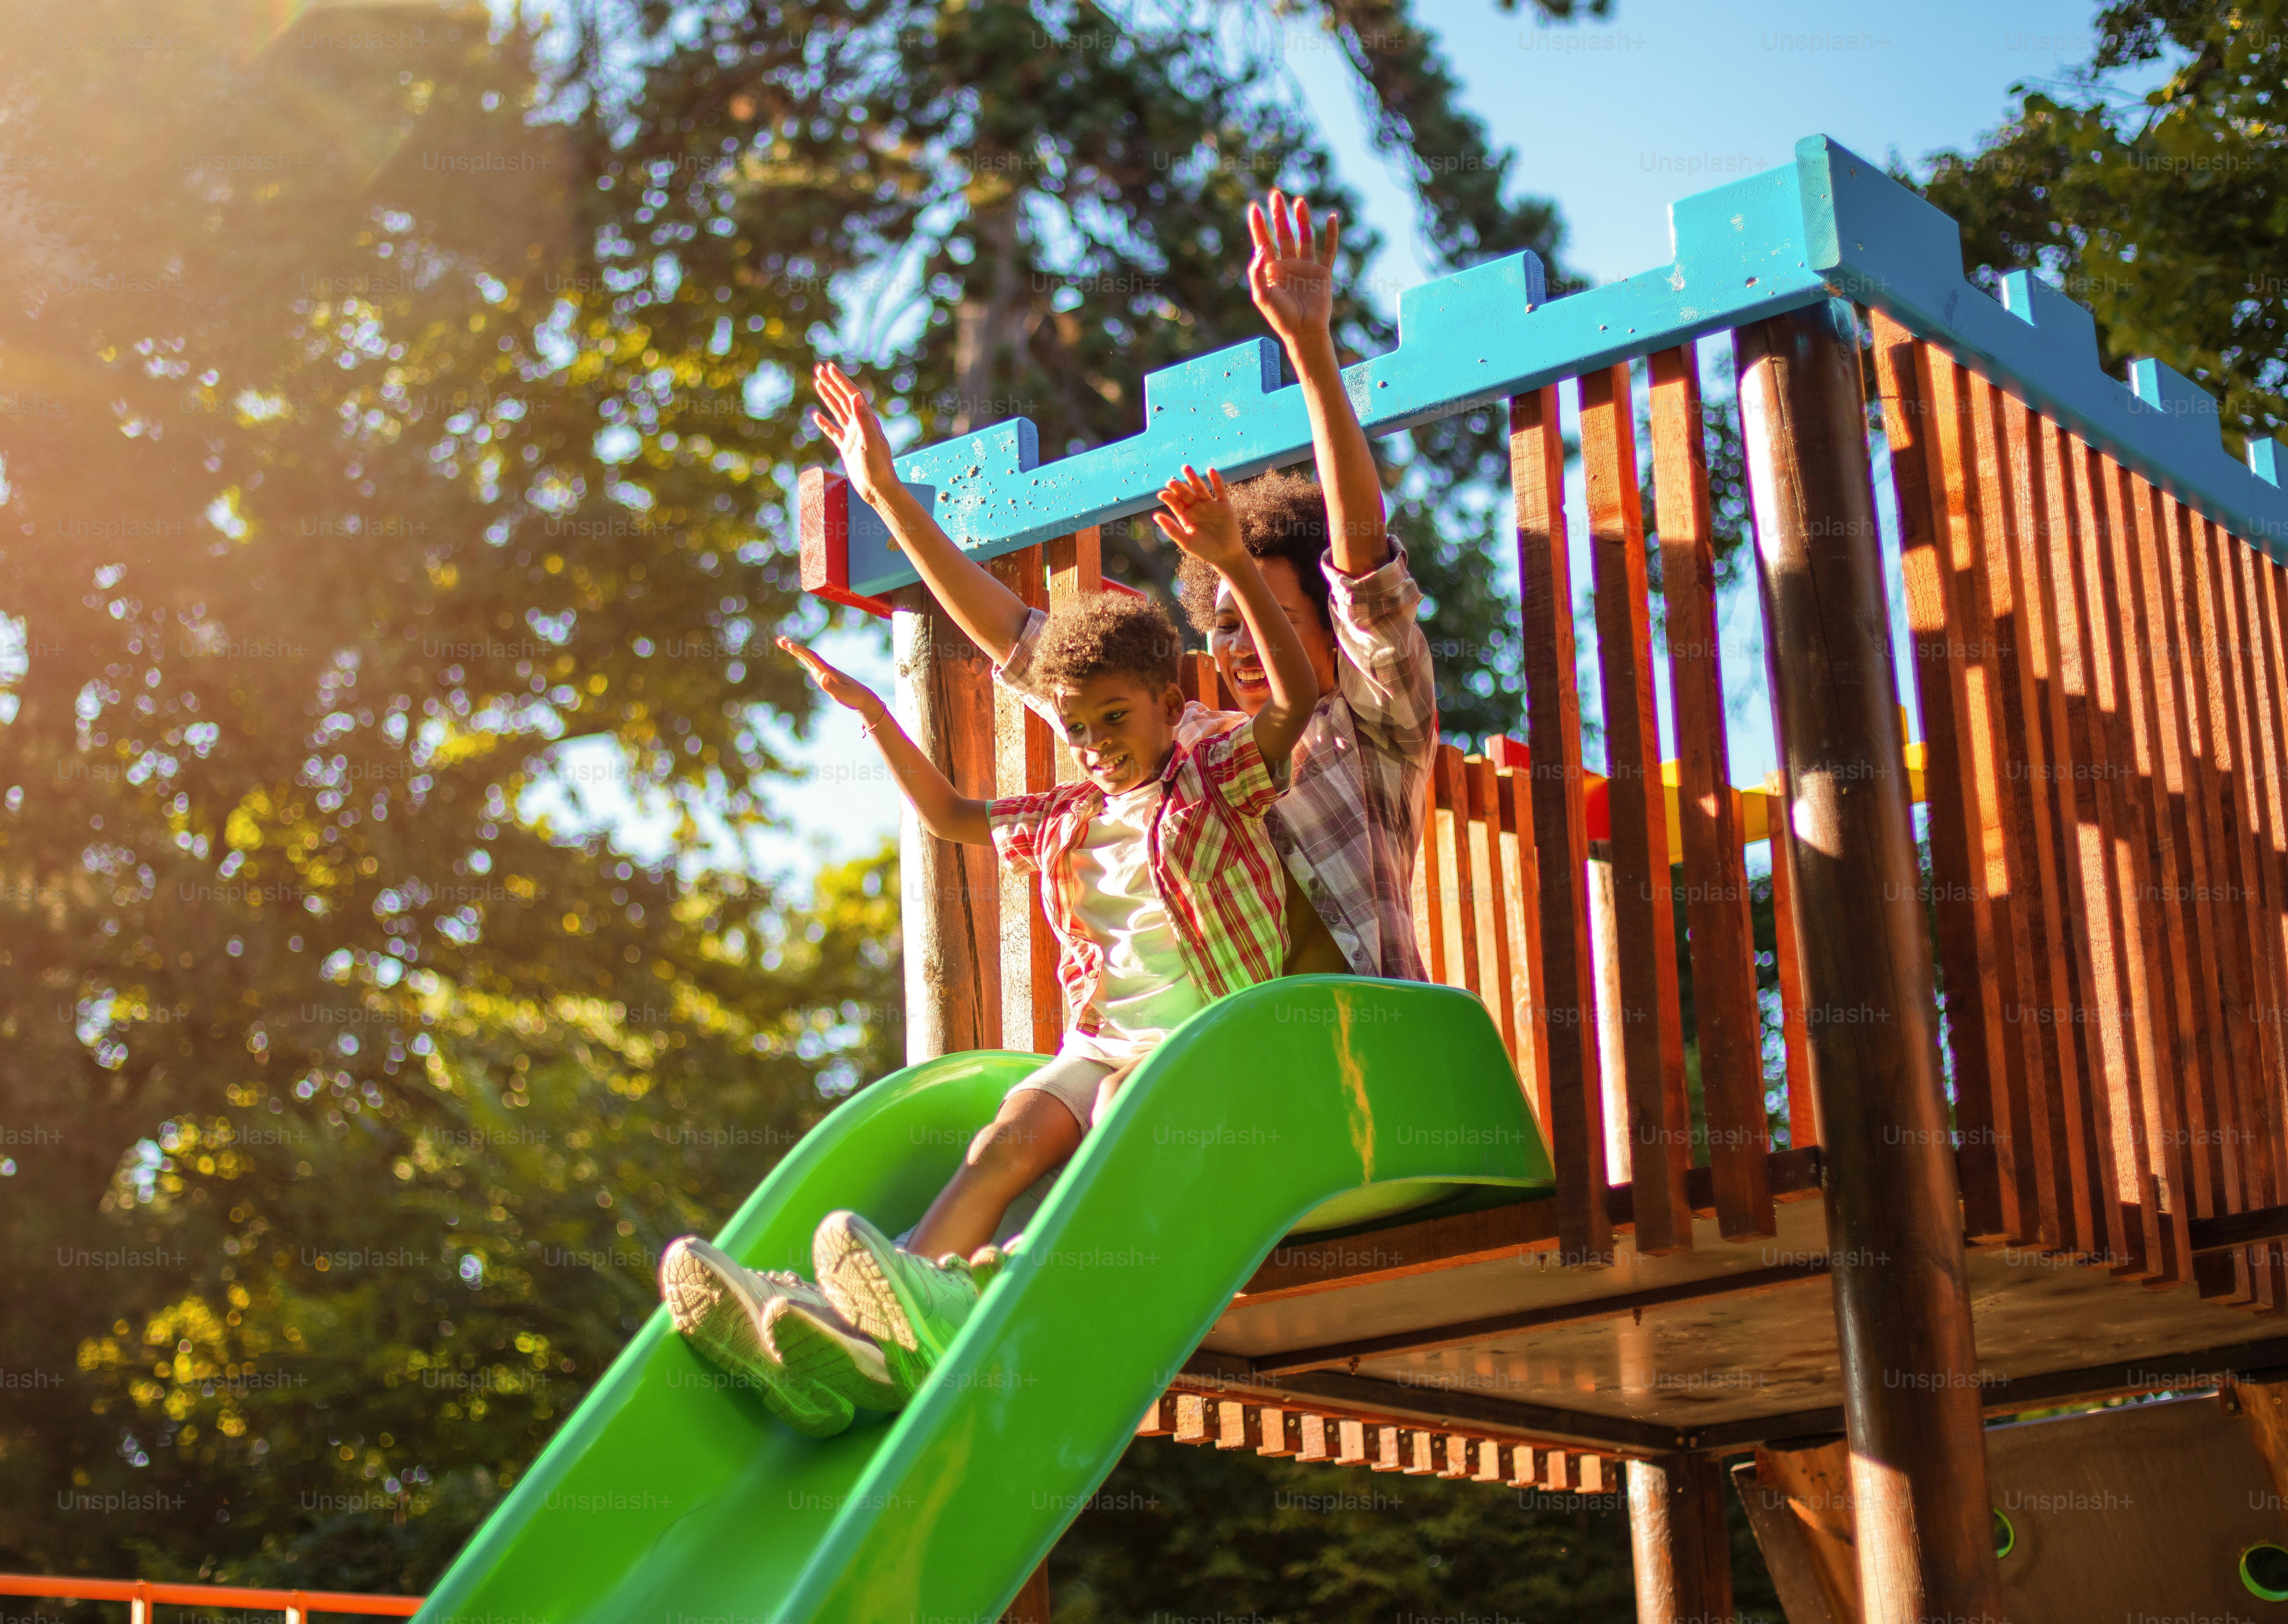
[1003,1051,1118,1133]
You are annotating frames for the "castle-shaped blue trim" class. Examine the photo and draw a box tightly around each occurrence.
[818,134,2286,600]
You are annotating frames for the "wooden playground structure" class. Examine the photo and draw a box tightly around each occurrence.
[801,136,2288,1622]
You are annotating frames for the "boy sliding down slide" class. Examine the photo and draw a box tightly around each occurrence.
[656,468,1319,1438]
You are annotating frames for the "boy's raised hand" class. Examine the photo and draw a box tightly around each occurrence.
[809,362,901,506]
[1152,466,1243,568]
[778,635,885,721]
[1246,189,1338,351]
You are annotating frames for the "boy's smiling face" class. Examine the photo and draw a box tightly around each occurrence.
[1050,673,1187,795]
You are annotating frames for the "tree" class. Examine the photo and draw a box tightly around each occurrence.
[1920,0,2288,453]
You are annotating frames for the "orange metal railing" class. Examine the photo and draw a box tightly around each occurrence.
[0,1575,422,1624]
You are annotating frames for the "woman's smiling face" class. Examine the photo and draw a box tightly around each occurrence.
[1051,673,1187,794]
[1206,555,1337,713]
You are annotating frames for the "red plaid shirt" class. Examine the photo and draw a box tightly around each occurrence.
[989,720,1289,1037]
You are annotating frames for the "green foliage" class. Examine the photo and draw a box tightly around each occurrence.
[1919,0,2288,452]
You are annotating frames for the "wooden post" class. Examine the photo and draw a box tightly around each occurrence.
[1627,1454,1734,1624]
[1734,299,2002,1624]
[893,588,1002,1061]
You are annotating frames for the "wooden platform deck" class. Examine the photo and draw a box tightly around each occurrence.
[1172,1162,2288,1459]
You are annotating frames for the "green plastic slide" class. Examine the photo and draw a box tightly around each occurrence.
[414,976,1551,1624]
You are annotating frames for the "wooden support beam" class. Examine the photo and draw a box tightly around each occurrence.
[1512,383,1613,1268]
[1736,299,2002,1624]
[1649,343,1774,1241]
[1628,1453,1735,1624]
[892,587,1002,1061]
[1732,1456,1851,1624]
[1752,1437,1860,1624]
[1583,362,1693,1256]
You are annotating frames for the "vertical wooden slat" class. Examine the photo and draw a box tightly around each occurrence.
[1494,741,1555,1135]
[1295,1413,1333,1464]
[2009,394,2158,1277]
[1581,361,1692,1256]
[1468,755,1521,1063]
[1512,383,1612,1267]
[1963,374,2095,1253]
[1763,773,1819,1149]
[1508,1444,1538,1489]
[2244,545,2288,1207]
[2068,434,2216,1257]
[1255,1407,1296,1458]
[2112,461,2248,1248]
[1923,350,2060,1249]
[1045,529,1103,791]
[1418,780,1451,986]
[988,546,1062,1055]
[1437,743,1482,994]
[1868,314,2010,1239]
[2187,502,2288,1301]
[1649,342,1773,1239]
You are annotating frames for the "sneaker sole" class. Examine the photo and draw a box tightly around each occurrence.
[765,1299,907,1411]
[659,1240,854,1439]
[815,1217,948,1397]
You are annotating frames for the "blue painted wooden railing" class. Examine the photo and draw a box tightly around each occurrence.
[798,132,2287,613]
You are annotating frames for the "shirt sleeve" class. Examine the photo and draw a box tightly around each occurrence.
[987,792,1053,876]
[1324,540,1439,759]
[991,606,1065,733]
[1196,716,1289,820]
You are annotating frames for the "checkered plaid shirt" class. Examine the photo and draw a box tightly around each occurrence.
[999,545,1435,982]
[988,719,1290,1037]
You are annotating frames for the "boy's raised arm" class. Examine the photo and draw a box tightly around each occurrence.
[811,363,1032,663]
[1154,468,1318,769]
[777,636,991,846]
[1246,192,1389,579]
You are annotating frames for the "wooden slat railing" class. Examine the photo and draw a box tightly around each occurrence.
[961,327,2288,1315]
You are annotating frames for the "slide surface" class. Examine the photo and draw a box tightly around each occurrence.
[414,976,1551,1624]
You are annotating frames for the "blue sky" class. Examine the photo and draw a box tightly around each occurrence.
[537,0,2155,883]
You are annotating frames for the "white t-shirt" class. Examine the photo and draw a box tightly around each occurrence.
[1058,781,1206,1065]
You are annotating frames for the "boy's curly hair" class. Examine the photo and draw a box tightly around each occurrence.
[1175,466,1335,636]
[1033,592,1184,693]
